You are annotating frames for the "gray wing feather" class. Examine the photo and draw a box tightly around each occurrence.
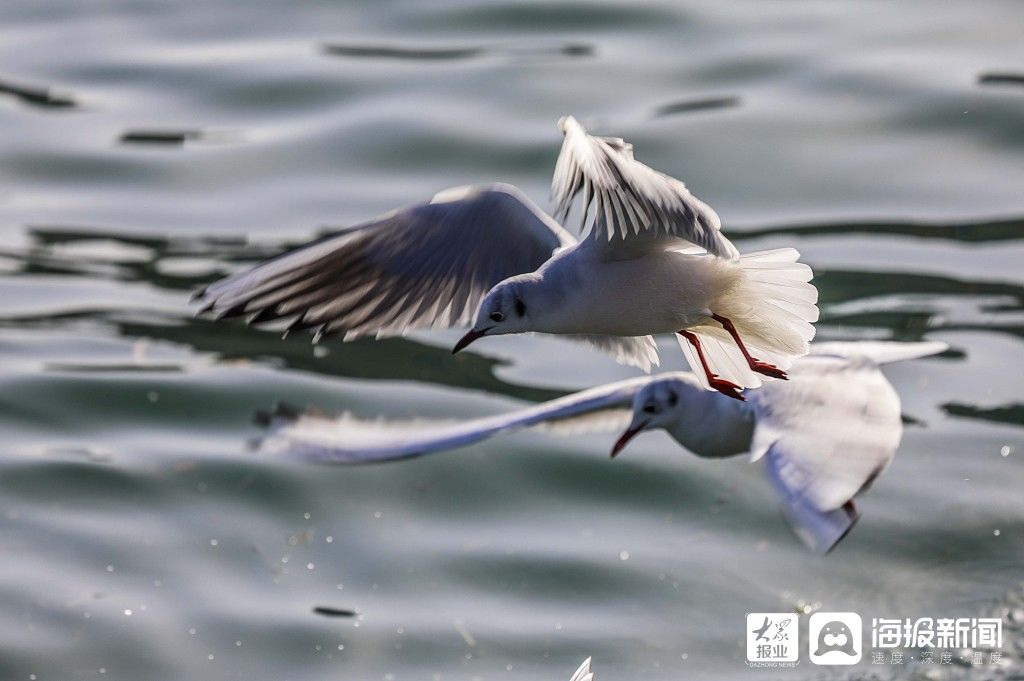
[194,184,574,341]
[552,116,738,259]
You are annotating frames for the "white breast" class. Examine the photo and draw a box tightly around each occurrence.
[533,248,737,336]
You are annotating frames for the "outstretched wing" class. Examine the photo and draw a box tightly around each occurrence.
[257,377,650,464]
[194,184,575,342]
[552,116,738,258]
[748,353,902,513]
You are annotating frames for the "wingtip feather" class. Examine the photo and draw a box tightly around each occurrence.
[569,656,594,681]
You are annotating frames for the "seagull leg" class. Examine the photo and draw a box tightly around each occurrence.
[710,313,788,380]
[677,330,745,401]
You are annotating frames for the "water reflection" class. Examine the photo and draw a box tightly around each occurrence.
[978,72,1024,88]
[739,216,1024,245]
[321,43,485,61]
[652,95,740,119]
[119,130,206,146]
[320,41,596,61]
[0,77,77,108]
[942,402,1024,429]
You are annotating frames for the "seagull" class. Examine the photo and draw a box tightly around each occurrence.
[255,341,947,553]
[194,116,818,399]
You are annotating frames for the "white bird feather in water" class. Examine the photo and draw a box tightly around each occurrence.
[194,116,818,398]
[256,342,948,554]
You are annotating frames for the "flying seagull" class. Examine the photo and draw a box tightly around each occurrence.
[256,341,947,554]
[194,116,818,398]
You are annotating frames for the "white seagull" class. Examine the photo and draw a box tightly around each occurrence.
[256,341,948,554]
[195,116,818,399]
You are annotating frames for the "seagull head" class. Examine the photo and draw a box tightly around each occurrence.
[452,280,533,354]
[612,374,755,459]
[611,379,686,458]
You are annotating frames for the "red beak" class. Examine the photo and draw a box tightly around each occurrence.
[610,420,649,458]
[452,327,489,354]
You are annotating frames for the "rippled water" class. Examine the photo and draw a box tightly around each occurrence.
[1,2,1023,680]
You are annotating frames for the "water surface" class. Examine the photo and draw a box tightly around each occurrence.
[1,2,1023,680]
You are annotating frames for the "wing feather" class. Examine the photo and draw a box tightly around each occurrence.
[748,354,902,511]
[569,658,594,681]
[565,334,660,373]
[257,378,650,464]
[553,116,738,258]
[195,184,575,341]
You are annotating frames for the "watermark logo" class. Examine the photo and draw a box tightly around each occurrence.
[809,612,862,665]
[869,617,1004,665]
[871,617,1002,649]
[746,613,798,666]
[743,611,1004,669]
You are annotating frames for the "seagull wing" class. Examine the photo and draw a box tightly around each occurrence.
[748,353,903,514]
[569,658,594,681]
[194,184,575,341]
[257,378,649,464]
[552,115,738,258]
[763,446,860,555]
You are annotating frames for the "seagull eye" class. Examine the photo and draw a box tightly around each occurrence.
[489,311,504,322]
[514,299,526,317]
[667,392,678,407]
[642,403,658,414]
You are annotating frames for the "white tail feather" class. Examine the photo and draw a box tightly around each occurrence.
[677,248,819,391]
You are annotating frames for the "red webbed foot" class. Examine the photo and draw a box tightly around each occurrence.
[709,375,745,401]
[750,360,788,380]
